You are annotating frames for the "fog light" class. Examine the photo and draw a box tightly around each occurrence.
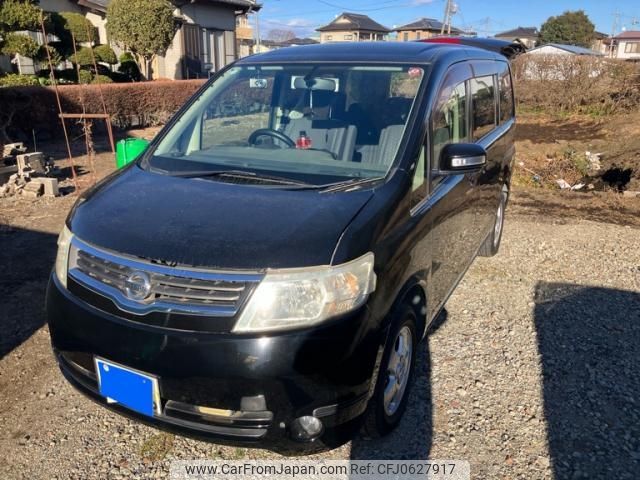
[290,416,324,442]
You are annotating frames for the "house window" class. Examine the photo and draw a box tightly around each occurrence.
[344,34,353,40]
[624,42,640,54]
[326,35,333,41]
[403,32,409,41]
[416,31,421,40]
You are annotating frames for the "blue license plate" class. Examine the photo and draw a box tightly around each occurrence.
[95,358,160,417]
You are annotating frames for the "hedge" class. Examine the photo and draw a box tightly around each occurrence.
[0,80,206,141]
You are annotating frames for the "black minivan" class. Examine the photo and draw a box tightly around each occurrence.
[47,41,516,450]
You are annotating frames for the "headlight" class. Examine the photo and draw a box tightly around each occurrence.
[233,252,376,333]
[55,225,74,288]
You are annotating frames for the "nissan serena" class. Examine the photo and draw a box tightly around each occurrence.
[47,41,516,451]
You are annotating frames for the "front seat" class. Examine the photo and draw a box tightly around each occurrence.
[281,90,357,161]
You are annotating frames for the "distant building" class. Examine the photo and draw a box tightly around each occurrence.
[494,26,539,49]
[526,43,604,57]
[393,18,463,42]
[607,31,640,60]
[316,13,389,43]
[591,31,609,55]
[257,37,319,52]
[236,13,255,58]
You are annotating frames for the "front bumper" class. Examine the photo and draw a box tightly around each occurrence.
[46,273,383,451]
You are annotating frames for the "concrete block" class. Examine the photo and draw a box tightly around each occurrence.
[21,181,43,197]
[33,177,59,197]
[16,152,45,175]
[3,142,26,157]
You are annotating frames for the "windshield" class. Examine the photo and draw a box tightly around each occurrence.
[148,63,426,185]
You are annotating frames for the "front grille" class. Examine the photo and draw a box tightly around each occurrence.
[68,238,262,317]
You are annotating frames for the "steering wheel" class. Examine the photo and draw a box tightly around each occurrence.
[248,128,296,148]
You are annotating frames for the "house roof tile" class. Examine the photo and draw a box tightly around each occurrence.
[614,30,640,40]
[495,27,539,39]
[394,17,463,34]
[317,13,390,33]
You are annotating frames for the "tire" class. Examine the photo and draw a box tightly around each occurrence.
[479,190,508,257]
[362,306,418,438]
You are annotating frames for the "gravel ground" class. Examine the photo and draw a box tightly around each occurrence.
[1,190,639,479]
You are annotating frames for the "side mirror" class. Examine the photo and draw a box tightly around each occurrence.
[439,143,487,173]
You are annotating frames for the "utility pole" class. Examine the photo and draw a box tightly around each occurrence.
[255,8,261,52]
[441,0,452,35]
[609,11,620,58]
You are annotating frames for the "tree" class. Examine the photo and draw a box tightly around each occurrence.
[47,11,95,59]
[267,29,296,42]
[0,0,42,61]
[106,0,175,80]
[539,10,595,48]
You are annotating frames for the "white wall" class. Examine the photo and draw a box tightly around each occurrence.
[527,45,572,56]
[616,40,640,60]
[156,29,184,80]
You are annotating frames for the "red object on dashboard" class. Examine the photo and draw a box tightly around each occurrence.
[296,131,312,150]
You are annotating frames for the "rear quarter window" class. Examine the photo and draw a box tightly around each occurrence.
[498,66,514,123]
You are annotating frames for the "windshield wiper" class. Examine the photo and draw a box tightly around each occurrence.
[320,176,385,192]
[279,176,384,192]
[163,169,311,186]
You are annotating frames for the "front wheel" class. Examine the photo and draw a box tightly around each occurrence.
[362,307,418,438]
[479,190,508,257]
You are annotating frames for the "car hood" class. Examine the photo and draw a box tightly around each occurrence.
[68,166,374,270]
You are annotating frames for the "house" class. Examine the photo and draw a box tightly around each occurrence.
[526,43,604,57]
[591,31,609,55]
[236,12,256,58]
[609,31,640,60]
[6,0,261,79]
[393,18,463,42]
[494,26,539,49]
[316,13,389,43]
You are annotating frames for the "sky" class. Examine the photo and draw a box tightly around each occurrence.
[255,0,640,40]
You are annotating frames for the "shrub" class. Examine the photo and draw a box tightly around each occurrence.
[91,74,113,84]
[0,80,206,139]
[513,55,640,115]
[93,44,117,65]
[56,12,96,43]
[78,69,92,84]
[70,46,94,66]
[0,74,40,87]
[0,32,40,57]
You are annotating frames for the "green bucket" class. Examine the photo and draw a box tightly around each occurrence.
[115,138,149,169]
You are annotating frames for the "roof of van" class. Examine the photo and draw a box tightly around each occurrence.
[238,41,503,65]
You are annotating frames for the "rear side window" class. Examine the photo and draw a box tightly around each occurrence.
[470,76,496,140]
[499,67,514,123]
